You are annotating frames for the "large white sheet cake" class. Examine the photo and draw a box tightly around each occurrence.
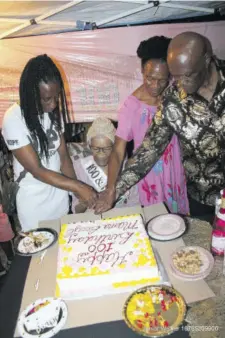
[56,214,160,299]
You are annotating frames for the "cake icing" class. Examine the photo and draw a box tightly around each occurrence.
[56,214,160,299]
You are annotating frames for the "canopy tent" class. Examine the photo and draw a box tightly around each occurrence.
[0,1,224,38]
[0,1,225,125]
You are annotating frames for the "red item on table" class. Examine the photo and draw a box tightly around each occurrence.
[0,205,14,242]
[211,189,225,256]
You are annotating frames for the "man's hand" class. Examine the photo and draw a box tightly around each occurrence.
[77,183,98,209]
[94,187,116,214]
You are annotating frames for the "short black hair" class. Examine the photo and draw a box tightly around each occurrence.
[137,36,171,68]
[19,54,70,159]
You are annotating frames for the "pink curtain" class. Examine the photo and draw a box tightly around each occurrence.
[0,21,225,126]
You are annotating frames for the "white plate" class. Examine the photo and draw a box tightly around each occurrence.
[147,214,186,241]
[16,228,58,256]
[18,297,68,338]
[170,246,214,281]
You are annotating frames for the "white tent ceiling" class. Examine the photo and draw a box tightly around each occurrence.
[0,1,224,39]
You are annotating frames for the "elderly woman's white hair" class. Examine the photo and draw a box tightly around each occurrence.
[86,117,116,144]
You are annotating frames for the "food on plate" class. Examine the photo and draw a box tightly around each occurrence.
[27,300,51,317]
[124,286,185,335]
[19,231,50,253]
[172,248,203,274]
[31,233,49,248]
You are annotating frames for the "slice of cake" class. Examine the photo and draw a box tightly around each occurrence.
[56,214,160,299]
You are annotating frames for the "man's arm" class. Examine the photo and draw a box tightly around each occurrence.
[116,119,173,198]
[12,144,97,206]
[58,134,77,179]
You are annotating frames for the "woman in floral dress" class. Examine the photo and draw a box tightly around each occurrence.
[96,36,189,215]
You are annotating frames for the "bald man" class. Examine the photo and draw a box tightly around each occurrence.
[95,32,225,222]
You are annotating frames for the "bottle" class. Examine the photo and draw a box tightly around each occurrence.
[215,189,223,215]
[211,190,225,256]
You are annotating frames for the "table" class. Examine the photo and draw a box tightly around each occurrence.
[0,217,223,338]
[183,218,225,338]
[0,253,190,338]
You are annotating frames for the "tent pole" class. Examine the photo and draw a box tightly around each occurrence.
[0,18,27,23]
[0,0,84,39]
[38,20,80,27]
[159,3,214,14]
[104,0,149,3]
[96,3,154,26]
[35,0,85,22]
[0,21,31,39]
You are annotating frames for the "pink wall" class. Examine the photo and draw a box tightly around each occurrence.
[0,20,225,125]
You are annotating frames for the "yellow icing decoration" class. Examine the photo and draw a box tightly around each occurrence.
[133,238,146,249]
[113,277,160,288]
[63,257,68,262]
[103,214,141,221]
[58,223,67,245]
[133,254,149,267]
[118,263,126,269]
[78,267,86,273]
[55,282,60,297]
[135,232,140,237]
[62,265,73,277]
[90,266,104,275]
[57,266,110,279]
[62,246,72,252]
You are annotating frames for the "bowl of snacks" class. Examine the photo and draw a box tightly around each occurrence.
[123,285,186,337]
[170,246,214,281]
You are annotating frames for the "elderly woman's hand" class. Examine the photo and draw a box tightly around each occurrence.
[94,187,116,214]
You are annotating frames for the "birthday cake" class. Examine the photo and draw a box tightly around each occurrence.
[56,214,160,299]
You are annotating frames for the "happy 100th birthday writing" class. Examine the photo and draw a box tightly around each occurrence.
[65,220,139,267]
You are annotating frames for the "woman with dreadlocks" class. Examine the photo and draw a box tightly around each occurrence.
[2,54,97,231]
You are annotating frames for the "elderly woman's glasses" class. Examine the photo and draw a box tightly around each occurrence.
[90,146,113,154]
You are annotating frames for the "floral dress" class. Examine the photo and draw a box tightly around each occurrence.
[116,95,189,215]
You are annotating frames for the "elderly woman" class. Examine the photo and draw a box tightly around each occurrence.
[71,117,139,213]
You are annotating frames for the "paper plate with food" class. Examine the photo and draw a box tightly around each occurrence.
[17,297,67,338]
[170,246,214,281]
[123,285,186,337]
[15,228,58,256]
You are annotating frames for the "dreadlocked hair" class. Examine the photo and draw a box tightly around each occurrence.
[137,36,171,68]
[19,54,70,159]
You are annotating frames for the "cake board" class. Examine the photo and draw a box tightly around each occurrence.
[14,204,215,337]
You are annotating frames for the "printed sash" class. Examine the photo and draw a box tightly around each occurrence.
[81,156,107,193]
[81,156,130,205]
